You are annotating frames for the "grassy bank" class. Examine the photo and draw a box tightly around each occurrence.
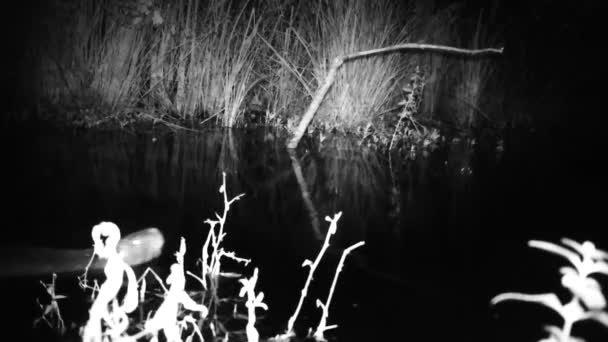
[12,0,506,148]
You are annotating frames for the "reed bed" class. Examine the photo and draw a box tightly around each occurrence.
[23,0,504,133]
[153,0,262,124]
[307,0,413,131]
[452,9,503,127]
[35,1,148,113]
[257,3,313,125]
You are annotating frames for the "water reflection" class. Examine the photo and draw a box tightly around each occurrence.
[5,125,479,288]
[3,124,598,341]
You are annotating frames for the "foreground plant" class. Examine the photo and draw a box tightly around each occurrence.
[83,222,139,342]
[34,273,67,335]
[239,268,268,342]
[41,174,363,342]
[492,238,608,342]
[194,172,250,338]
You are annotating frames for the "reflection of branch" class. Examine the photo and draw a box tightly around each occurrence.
[288,149,322,241]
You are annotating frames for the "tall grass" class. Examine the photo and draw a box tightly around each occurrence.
[47,175,363,342]
[148,0,262,125]
[317,0,412,130]
[33,0,263,126]
[264,0,415,132]
[414,3,503,128]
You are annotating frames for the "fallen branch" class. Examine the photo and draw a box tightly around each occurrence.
[287,43,504,149]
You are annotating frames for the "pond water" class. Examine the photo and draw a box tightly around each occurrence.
[0,122,605,341]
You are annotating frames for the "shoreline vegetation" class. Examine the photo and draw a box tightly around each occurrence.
[8,0,513,153]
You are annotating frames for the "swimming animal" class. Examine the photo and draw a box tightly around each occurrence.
[0,227,165,278]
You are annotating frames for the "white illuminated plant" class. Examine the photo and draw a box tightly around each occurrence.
[143,237,207,342]
[313,240,365,341]
[492,238,608,342]
[239,267,268,342]
[271,212,364,342]
[193,172,250,339]
[34,273,67,335]
[83,222,139,342]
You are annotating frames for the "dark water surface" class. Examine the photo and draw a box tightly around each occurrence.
[0,122,605,341]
